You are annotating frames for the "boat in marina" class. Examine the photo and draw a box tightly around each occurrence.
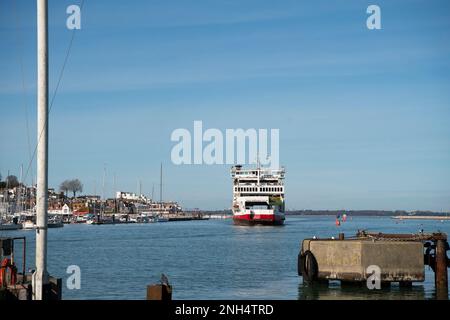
[48,221,64,228]
[21,219,35,230]
[155,216,169,223]
[0,221,22,231]
[0,207,22,230]
[231,164,286,226]
[48,216,64,228]
[0,183,24,231]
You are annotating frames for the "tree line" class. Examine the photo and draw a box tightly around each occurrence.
[0,174,20,189]
[0,174,83,199]
[59,179,83,198]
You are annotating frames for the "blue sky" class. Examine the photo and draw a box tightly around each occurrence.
[1,0,449,211]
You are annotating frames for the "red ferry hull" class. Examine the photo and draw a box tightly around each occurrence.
[233,213,285,226]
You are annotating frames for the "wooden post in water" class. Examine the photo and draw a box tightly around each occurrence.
[435,239,448,300]
[146,284,172,300]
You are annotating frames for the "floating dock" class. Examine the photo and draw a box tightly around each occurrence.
[298,231,449,299]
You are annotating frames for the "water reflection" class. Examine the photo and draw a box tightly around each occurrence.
[1,216,449,299]
[298,280,427,300]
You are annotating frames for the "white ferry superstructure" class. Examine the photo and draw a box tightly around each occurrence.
[231,165,285,226]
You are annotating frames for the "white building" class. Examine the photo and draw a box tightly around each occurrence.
[116,191,150,202]
[48,203,72,216]
[116,191,139,200]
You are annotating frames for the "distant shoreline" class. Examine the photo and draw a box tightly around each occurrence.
[392,216,450,220]
[199,210,450,217]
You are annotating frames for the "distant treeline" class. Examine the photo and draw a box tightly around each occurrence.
[201,210,232,216]
[288,210,450,216]
[200,210,449,216]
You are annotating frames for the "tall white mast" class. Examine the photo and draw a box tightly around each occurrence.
[160,163,163,204]
[33,0,49,300]
[102,164,106,215]
[102,164,106,200]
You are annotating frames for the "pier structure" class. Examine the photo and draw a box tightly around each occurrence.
[298,231,449,299]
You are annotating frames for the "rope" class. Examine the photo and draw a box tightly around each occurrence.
[21,0,86,187]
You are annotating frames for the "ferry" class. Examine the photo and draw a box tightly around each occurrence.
[231,165,285,226]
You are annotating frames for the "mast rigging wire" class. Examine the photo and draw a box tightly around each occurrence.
[20,0,86,188]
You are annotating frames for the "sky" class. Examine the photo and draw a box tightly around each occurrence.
[0,0,449,211]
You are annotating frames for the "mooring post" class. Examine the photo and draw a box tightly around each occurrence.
[146,284,172,300]
[435,239,448,299]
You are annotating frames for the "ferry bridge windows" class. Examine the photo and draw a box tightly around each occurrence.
[237,186,284,193]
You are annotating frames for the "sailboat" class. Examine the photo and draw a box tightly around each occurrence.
[155,163,169,223]
[47,215,64,228]
[156,216,169,223]
[0,178,23,231]
[22,219,36,230]
[0,214,23,230]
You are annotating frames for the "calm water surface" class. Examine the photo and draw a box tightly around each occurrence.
[1,216,449,300]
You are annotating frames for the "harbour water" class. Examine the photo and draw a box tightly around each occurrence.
[1,216,449,300]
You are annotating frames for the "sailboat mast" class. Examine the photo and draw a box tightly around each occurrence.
[113,173,116,213]
[160,162,162,205]
[33,0,49,300]
[102,164,106,215]
[151,183,154,203]
[18,164,23,212]
[102,164,106,200]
